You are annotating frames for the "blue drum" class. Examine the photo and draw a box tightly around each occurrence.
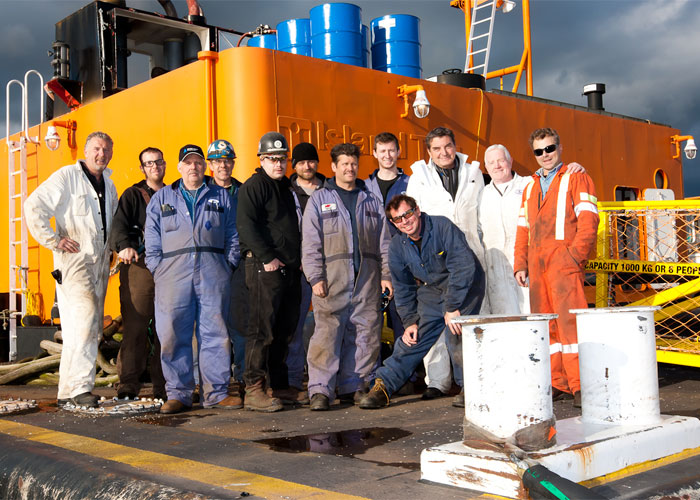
[310,3,363,66]
[277,18,311,56]
[247,34,277,50]
[371,14,421,78]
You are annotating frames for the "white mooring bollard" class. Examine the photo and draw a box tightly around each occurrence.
[457,314,557,441]
[572,306,661,426]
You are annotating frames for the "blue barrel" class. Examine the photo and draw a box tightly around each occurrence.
[247,34,277,50]
[277,18,311,56]
[361,24,369,67]
[310,3,363,66]
[370,14,421,78]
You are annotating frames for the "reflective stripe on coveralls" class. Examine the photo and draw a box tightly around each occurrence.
[145,180,239,407]
[514,165,599,394]
[302,183,391,398]
[24,161,117,400]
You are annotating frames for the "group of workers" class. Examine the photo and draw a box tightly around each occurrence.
[23,125,598,414]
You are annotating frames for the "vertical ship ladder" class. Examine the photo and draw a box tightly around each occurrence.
[5,70,43,361]
[465,0,498,75]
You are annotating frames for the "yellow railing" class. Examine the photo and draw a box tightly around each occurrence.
[586,200,700,367]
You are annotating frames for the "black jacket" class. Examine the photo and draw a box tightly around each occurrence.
[237,168,301,267]
[111,179,158,253]
[290,172,326,213]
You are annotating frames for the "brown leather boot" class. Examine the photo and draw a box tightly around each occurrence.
[269,386,310,406]
[245,379,283,413]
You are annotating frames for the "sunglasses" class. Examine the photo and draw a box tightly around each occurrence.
[533,144,558,157]
[390,208,416,224]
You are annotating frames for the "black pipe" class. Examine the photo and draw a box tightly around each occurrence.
[583,83,606,111]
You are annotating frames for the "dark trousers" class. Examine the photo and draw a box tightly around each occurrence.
[228,265,248,382]
[241,256,301,389]
[117,261,166,396]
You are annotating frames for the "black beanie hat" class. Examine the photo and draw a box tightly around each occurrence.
[292,142,319,166]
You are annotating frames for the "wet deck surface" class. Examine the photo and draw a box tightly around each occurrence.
[0,363,698,499]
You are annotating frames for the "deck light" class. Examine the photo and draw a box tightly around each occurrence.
[44,120,77,151]
[671,134,697,160]
[397,84,431,119]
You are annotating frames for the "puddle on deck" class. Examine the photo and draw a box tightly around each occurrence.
[255,427,419,470]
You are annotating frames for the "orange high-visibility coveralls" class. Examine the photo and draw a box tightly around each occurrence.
[514,166,598,394]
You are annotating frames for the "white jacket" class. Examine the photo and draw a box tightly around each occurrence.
[25,161,118,277]
[478,172,530,314]
[407,151,486,267]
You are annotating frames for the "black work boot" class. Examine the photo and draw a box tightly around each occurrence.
[359,379,390,409]
[71,392,99,408]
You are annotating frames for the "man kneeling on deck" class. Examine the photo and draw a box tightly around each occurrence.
[359,194,485,409]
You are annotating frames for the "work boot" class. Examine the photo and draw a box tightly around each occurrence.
[573,391,582,408]
[244,379,283,413]
[208,395,243,409]
[309,393,330,411]
[359,379,390,409]
[160,399,191,414]
[338,389,366,405]
[421,387,446,400]
[192,385,200,404]
[57,398,71,409]
[269,387,310,406]
[71,392,99,408]
[551,388,572,402]
[117,392,138,400]
[452,389,465,408]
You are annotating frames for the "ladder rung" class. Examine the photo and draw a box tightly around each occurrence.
[468,48,488,56]
[11,240,23,245]
[10,217,22,222]
[470,33,490,40]
[474,2,495,10]
[466,64,486,71]
[10,194,23,199]
[10,170,23,176]
[9,288,27,293]
[473,18,492,26]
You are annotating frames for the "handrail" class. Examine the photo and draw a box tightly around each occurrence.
[5,80,24,145]
[22,70,45,144]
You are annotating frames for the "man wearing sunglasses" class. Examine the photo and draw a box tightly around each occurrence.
[111,146,167,402]
[237,132,302,412]
[406,127,488,404]
[302,143,393,411]
[514,128,599,408]
[359,194,484,409]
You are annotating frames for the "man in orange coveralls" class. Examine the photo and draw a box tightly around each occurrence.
[514,128,599,408]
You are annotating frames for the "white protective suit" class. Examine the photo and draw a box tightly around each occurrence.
[478,173,531,314]
[406,152,488,393]
[25,161,117,399]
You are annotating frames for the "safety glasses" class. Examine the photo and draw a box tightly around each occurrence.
[390,208,416,224]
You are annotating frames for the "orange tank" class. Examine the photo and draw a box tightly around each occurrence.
[0,3,685,326]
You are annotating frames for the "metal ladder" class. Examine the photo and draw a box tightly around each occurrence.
[464,0,498,75]
[5,70,43,361]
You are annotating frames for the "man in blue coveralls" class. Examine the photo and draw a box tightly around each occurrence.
[359,194,485,409]
[145,144,240,414]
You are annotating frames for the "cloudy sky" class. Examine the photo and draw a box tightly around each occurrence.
[3,0,699,193]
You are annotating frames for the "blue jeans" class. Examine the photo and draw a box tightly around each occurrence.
[376,287,463,395]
